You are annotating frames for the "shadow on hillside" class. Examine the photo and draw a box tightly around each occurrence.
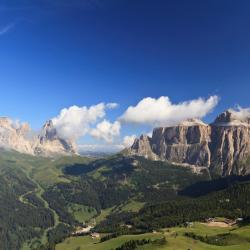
[63,163,97,175]
[179,174,250,197]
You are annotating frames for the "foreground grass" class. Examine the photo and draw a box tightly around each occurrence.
[56,233,163,250]
[56,223,250,250]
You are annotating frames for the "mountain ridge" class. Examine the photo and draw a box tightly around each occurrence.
[128,110,250,176]
[0,118,76,156]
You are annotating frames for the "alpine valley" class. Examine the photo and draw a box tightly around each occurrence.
[1,110,250,250]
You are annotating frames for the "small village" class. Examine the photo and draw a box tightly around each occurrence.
[182,217,244,228]
[71,220,100,239]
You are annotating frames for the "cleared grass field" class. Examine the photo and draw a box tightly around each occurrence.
[56,223,250,250]
[93,199,144,225]
[117,199,145,212]
[95,207,114,224]
[56,233,164,250]
[68,204,97,223]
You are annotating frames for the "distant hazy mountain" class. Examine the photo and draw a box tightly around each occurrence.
[127,110,250,176]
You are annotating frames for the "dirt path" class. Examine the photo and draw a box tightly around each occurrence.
[19,190,35,206]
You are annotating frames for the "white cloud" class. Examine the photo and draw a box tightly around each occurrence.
[229,106,250,120]
[123,135,136,148]
[0,23,14,36]
[52,103,114,140]
[120,96,219,127]
[90,120,120,143]
[77,143,124,153]
[106,102,119,109]
[147,131,153,137]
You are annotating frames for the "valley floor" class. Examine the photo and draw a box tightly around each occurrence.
[56,222,250,250]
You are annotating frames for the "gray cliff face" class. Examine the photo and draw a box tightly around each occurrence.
[150,121,211,167]
[0,118,76,157]
[34,120,77,156]
[209,111,250,175]
[0,117,34,154]
[129,113,250,176]
[38,120,57,143]
[130,135,158,160]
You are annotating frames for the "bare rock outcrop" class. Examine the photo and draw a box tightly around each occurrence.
[0,117,34,154]
[210,110,250,175]
[129,135,158,160]
[34,120,77,156]
[0,118,76,157]
[129,113,250,176]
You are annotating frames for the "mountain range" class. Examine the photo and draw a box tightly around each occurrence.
[0,118,76,156]
[1,109,250,250]
[1,109,250,176]
[128,110,250,176]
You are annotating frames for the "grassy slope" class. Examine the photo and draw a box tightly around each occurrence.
[2,151,245,250]
[56,223,250,250]
[21,155,92,248]
[0,150,93,249]
[56,233,163,250]
[94,199,144,225]
[67,204,97,223]
[26,156,210,248]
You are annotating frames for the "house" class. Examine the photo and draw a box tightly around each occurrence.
[184,222,193,227]
[72,225,94,236]
[205,218,214,223]
[91,232,100,239]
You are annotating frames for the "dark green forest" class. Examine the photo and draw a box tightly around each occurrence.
[1,152,250,250]
[0,165,54,250]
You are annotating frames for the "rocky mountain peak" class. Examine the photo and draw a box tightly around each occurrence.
[16,123,31,136]
[129,111,250,176]
[35,120,76,156]
[39,120,57,143]
[129,134,158,160]
[178,118,207,127]
[0,117,76,157]
[214,110,233,124]
[0,117,12,127]
[42,120,54,131]
[0,118,34,154]
[213,109,250,126]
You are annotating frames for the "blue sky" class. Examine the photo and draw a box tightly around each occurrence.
[0,0,250,150]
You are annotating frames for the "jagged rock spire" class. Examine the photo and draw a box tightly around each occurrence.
[0,117,77,157]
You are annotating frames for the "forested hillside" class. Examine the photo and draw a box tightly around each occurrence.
[0,150,250,250]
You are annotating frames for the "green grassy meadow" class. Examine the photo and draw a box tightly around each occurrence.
[56,223,250,250]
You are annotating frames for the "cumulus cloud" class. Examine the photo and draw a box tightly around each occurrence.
[77,143,124,153]
[52,103,116,140]
[123,135,136,148]
[120,96,219,127]
[229,106,250,120]
[90,120,120,143]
